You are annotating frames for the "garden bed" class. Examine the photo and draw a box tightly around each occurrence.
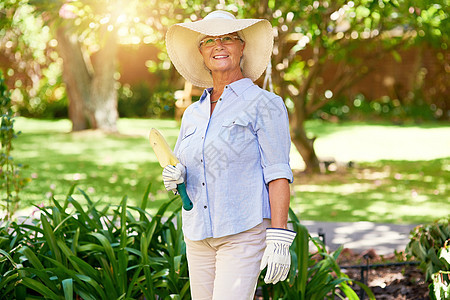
[338,249,429,299]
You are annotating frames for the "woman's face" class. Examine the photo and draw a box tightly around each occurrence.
[199,33,245,76]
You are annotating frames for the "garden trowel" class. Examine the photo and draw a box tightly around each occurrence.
[149,128,193,211]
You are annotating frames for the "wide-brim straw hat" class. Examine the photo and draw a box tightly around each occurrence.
[166,10,273,88]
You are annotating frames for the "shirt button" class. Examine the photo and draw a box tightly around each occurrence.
[201,159,203,162]
[204,205,207,209]
[202,182,205,186]
[219,98,222,101]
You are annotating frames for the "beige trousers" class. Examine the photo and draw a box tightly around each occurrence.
[184,219,270,300]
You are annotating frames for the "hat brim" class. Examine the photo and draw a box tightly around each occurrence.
[166,18,273,87]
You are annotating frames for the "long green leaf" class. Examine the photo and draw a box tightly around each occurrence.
[89,232,117,272]
[179,279,191,300]
[125,248,164,267]
[289,208,300,223]
[140,234,149,265]
[97,255,118,299]
[52,206,62,225]
[57,238,75,259]
[12,223,44,236]
[0,249,17,268]
[19,266,62,295]
[77,188,103,228]
[0,271,18,290]
[140,182,152,211]
[57,240,102,281]
[125,247,143,257]
[307,271,332,295]
[349,280,376,300]
[40,256,92,293]
[313,281,341,299]
[120,196,128,248]
[137,281,153,300]
[118,248,128,295]
[40,213,62,263]
[337,281,360,300]
[52,197,64,215]
[126,265,143,298]
[128,205,152,223]
[71,227,80,256]
[77,243,105,252]
[72,273,107,299]
[63,184,77,210]
[19,246,44,270]
[53,212,78,234]
[428,248,444,268]
[289,208,308,298]
[145,220,158,250]
[20,277,61,300]
[77,188,94,207]
[153,197,177,225]
[140,231,156,296]
[73,289,97,300]
[62,278,73,300]
[68,197,99,230]
[67,256,101,282]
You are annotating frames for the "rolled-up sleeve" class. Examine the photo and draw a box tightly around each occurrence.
[255,94,294,184]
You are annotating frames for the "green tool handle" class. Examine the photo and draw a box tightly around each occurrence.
[177,182,193,211]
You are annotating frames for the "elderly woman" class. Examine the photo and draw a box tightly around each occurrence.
[163,10,296,300]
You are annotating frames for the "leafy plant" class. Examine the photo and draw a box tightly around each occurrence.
[406,217,450,299]
[0,71,30,220]
[431,240,450,300]
[118,82,175,119]
[257,209,375,299]
[0,184,190,299]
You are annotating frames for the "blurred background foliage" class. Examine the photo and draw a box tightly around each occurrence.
[1,0,448,172]
[0,0,448,122]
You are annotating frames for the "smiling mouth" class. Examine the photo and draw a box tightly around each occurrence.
[213,55,229,59]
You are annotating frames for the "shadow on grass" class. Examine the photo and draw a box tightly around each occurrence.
[292,158,450,224]
[11,118,450,224]
[14,129,176,213]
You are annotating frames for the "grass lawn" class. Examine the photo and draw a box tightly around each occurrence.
[8,117,450,224]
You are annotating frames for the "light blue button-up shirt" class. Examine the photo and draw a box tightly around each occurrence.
[174,78,293,241]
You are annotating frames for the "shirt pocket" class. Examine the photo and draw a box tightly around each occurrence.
[177,126,197,160]
[219,117,256,162]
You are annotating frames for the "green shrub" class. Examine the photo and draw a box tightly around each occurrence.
[406,217,450,299]
[0,184,190,299]
[257,209,375,300]
[0,71,30,220]
[118,82,175,119]
[314,93,439,122]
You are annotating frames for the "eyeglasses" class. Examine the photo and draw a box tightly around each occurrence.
[199,35,243,48]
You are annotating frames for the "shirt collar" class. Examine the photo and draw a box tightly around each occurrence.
[199,78,254,102]
[228,78,253,97]
[199,88,212,102]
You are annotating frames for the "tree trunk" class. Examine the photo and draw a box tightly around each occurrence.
[289,106,321,173]
[56,27,118,132]
[88,29,118,132]
[56,28,91,131]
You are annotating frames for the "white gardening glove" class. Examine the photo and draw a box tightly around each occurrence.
[162,163,186,194]
[260,228,297,284]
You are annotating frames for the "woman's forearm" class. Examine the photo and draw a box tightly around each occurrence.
[268,178,291,229]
